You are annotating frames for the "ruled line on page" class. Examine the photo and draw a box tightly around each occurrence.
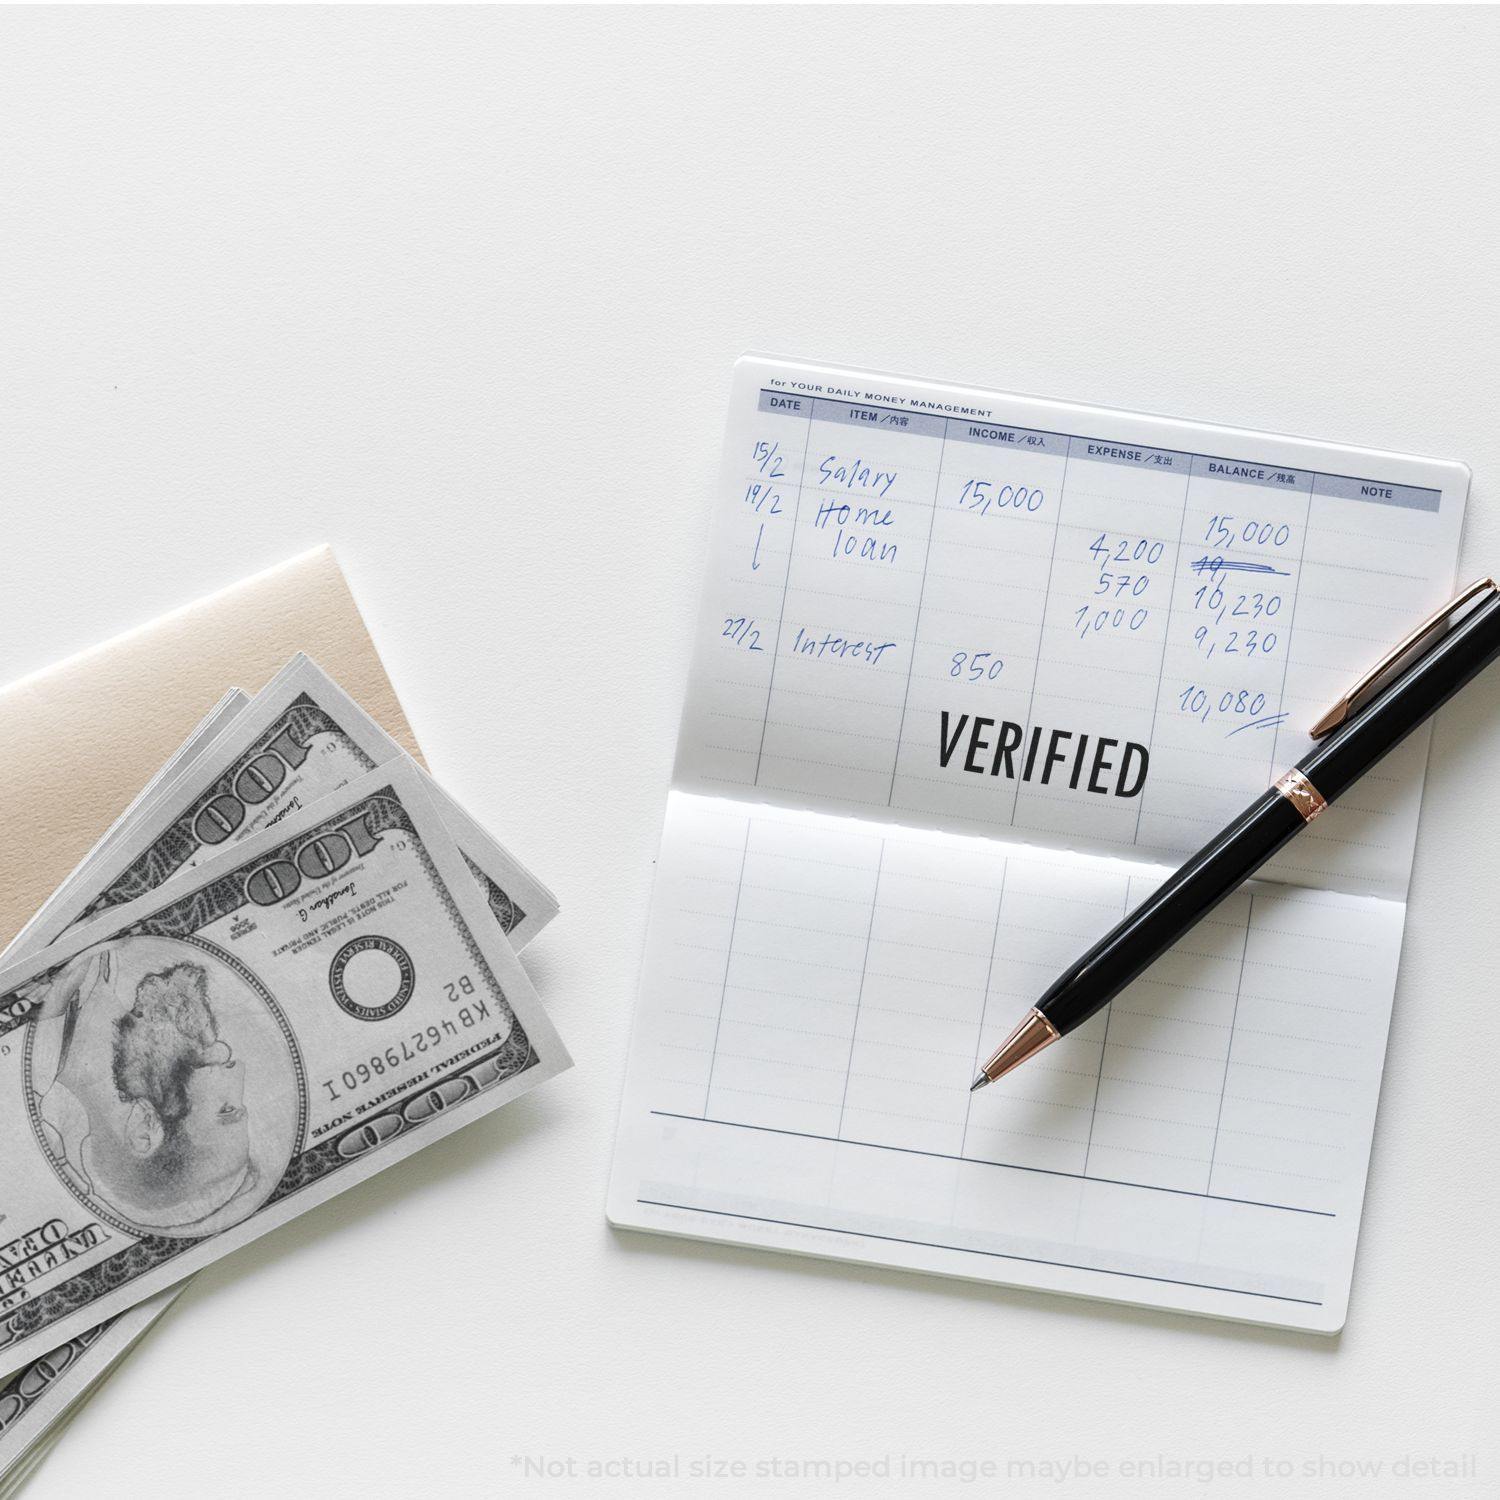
[635,1199,1325,1307]
[648,1111,1335,1219]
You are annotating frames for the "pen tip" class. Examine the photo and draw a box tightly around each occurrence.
[969,1073,990,1092]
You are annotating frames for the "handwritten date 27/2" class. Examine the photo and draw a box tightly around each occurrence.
[723,617,764,652]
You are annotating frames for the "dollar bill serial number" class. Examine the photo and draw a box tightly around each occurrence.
[321,981,492,1103]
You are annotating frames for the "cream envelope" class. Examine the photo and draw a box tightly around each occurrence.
[0,546,423,950]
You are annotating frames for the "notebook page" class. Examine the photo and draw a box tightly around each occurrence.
[677,358,1469,899]
[608,793,1405,1332]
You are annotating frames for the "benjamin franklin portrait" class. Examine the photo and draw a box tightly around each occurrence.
[25,938,299,1238]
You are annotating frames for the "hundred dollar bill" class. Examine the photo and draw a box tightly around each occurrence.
[2,670,560,1483]
[21,652,558,956]
[0,757,570,1379]
[0,698,258,1486]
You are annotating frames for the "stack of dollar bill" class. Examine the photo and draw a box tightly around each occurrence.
[0,654,569,1494]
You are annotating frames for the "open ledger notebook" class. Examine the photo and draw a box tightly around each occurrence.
[608,357,1470,1331]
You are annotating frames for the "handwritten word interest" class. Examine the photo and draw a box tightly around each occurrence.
[791,628,897,666]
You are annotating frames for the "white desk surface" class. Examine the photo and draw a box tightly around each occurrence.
[2,8,1496,1499]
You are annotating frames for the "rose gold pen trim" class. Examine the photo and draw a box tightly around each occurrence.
[970,1007,1061,1090]
[1274,768,1328,823]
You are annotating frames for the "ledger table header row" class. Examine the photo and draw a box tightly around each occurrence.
[757,390,1441,510]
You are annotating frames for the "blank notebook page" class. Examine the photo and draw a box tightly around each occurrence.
[609,357,1469,1331]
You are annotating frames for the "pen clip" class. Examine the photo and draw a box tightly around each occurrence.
[1309,576,1499,738]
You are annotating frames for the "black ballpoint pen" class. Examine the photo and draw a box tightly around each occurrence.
[972,576,1500,1090]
